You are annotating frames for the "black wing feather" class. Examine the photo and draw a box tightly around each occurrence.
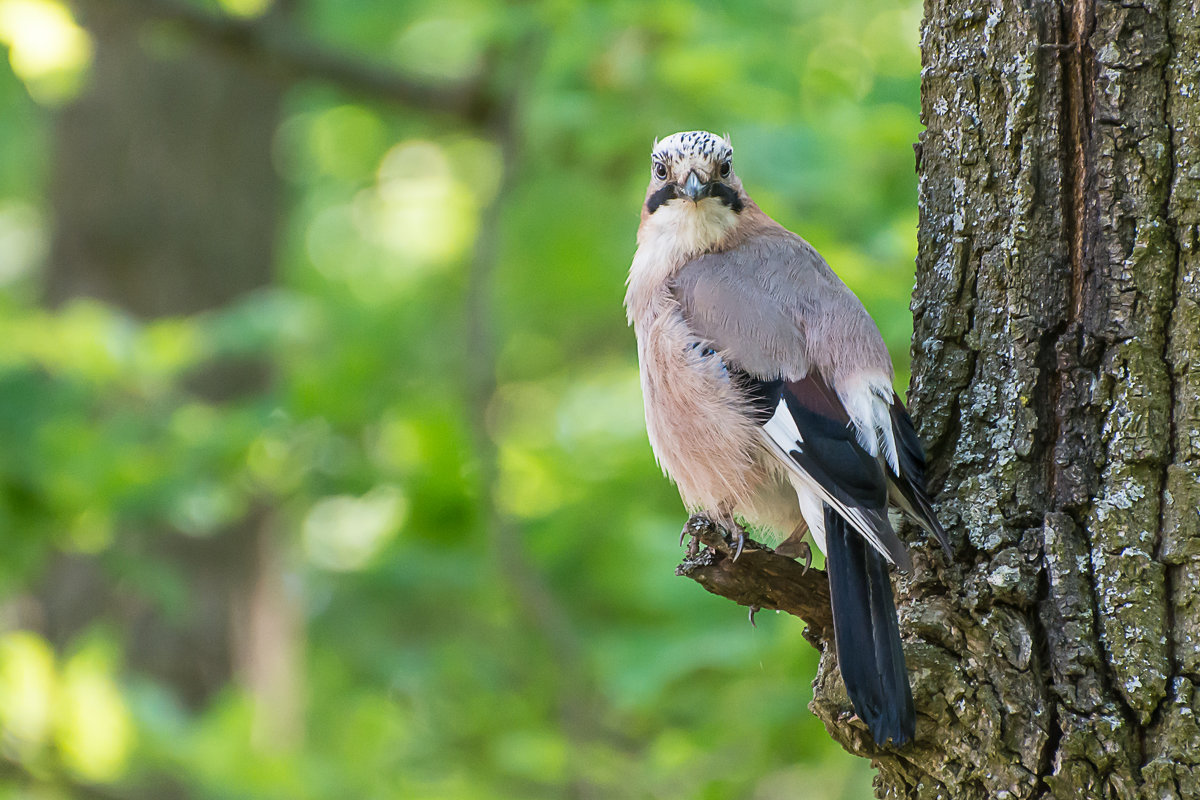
[784,395,887,509]
[734,368,887,507]
[736,373,783,424]
[887,394,951,557]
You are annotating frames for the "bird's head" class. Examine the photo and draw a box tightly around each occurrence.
[644,131,744,216]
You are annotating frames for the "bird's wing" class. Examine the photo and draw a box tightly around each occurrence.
[744,370,912,570]
[671,234,921,569]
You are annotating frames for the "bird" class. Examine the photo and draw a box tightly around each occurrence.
[624,130,949,747]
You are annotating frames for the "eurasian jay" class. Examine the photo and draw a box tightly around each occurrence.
[625,130,949,747]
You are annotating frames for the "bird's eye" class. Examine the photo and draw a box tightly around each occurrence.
[719,160,731,178]
[653,162,668,180]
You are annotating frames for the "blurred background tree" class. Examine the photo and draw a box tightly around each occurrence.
[0,0,924,796]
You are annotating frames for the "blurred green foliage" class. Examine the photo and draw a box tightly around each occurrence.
[0,0,923,796]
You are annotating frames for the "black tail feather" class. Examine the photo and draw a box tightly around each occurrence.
[824,505,915,746]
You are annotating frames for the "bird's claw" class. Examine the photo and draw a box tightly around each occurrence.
[731,527,746,561]
[748,605,760,627]
[680,518,703,558]
[797,541,812,573]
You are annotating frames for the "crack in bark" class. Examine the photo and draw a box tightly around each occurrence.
[1031,554,1063,793]
[1047,0,1166,776]
[1154,0,1181,690]
[1030,1,1099,785]
[1049,0,1095,510]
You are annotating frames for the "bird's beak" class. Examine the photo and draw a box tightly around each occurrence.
[682,171,707,201]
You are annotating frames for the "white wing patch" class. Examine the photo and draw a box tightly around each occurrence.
[839,373,900,476]
[763,398,804,454]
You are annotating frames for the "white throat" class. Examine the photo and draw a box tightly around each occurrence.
[626,199,739,323]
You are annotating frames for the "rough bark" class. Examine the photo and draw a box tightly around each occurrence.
[677,0,1200,795]
[888,0,1200,795]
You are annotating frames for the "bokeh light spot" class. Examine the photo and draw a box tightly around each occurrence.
[216,0,272,19]
[303,485,408,571]
[0,0,92,104]
[0,631,55,756]
[56,642,134,783]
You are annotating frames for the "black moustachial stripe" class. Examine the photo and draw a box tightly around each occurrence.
[646,182,743,215]
[646,184,678,214]
[709,182,744,212]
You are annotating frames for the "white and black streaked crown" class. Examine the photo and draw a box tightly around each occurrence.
[652,131,732,166]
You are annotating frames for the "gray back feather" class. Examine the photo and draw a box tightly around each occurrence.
[670,229,892,383]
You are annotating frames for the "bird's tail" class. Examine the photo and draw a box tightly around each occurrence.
[824,504,915,746]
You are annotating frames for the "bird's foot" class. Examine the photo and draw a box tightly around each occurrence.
[774,525,812,572]
[680,513,750,560]
[710,503,749,560]
[774,537,812,570]
[748,605,760,627]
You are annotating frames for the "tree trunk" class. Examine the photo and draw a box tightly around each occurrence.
[38,1,300,736]
[805,0,1200,795]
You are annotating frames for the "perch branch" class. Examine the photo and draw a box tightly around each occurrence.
[675,515,833,642]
